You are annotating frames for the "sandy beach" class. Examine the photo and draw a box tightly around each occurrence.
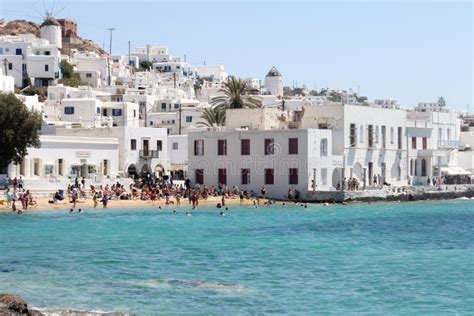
[0,195,268,213]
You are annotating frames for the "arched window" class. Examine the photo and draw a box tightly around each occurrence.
[414,159,419,176]
[421,159,427,177]
[410,159,414,176]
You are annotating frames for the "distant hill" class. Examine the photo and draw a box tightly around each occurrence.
[0,19,107,56]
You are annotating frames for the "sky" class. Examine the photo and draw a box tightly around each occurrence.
[1,0,472,109]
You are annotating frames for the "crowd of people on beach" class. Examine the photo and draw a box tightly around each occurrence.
[2,177,36,213]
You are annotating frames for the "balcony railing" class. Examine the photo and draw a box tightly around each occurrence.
[139,150,159,158]
[437,140,459,149]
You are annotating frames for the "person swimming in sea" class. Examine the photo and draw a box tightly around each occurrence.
[186,212,192,216]
[172,210,177,214]
[282,202,286,207]
[220,211,225,216]
[216,203,222,209]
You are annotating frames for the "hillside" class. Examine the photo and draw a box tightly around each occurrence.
[0,19,107,56]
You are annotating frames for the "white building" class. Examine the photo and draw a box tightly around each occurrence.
[301,103,408,188]
[7,135,119,189]
[188,128,334,199]
[406,108,462,183]
[167,135,188,180]
[52,126,169,178]
[0,32,61,87]
[0,68,14,92]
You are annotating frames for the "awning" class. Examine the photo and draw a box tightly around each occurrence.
[440,167,472,175]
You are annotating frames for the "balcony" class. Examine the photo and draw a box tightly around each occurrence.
[139,150,159,159]
[437,140,459,149]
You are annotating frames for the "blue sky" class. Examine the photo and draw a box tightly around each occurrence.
[1,0,472,109]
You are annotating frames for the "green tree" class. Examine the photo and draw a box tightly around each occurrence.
[59,60,89,87]
[60,59,75,79]
[197,108,226,127]
[210,76,262,111]
[139,61,153,71]
[0,93,42,169]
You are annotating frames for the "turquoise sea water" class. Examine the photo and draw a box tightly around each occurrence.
[0,201,473,315]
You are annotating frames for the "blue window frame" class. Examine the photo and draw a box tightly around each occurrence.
[64,107,75,115]
[96,107,101,114]
[112,109,122,116]
[15,48,22,55]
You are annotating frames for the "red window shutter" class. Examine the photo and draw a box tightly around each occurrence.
[218,168,227,185]
[241,139,250,155]
[218,139,227,155]
[241,168,250,185]
[289,168,298,185]
[289,138,298,154]
[265,139,274,155]
[195,169,204,184]
[265,168,274,185]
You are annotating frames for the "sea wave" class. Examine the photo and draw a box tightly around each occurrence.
[130,278,248,293]
[32,307,130,316]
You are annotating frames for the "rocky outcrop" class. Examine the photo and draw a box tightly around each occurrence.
[0,294,42,315]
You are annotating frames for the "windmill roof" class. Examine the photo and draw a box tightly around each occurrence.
[40,16,60,27]
[266,66,281,77]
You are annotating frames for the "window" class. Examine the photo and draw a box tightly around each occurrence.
[64,106,74,115]
[411,137,417,149]
[375,126,379,143]
[0,48,3,54]
[265,168,274,185]
[15,48,22,55]
[264,138,274,155]
[86,73,92,78]
[368,125,374,148]
[390,127,394,144]
[185,116,192,123]
[447,128,451,141]
[320,138,328,156]
[44,64,49,72]
[195,169,204,185]
[289,168,298,185]
[349,123,357,147]
[421,159,427,177]
[360,125,364,143]
[321,168,328,185]
[172,142,178,150]
[218,168,227,185]
[96,107,101,114]
[149,121,153,126]
[241,139,250,155]
[397,127,402,149]
[8,63,12,70]
[217,139,227,155]
[381,126,386,148]
[112,109,122,116]
[422,137,427,150]
[241,168,250,185]
[161,103,167,110]
[194,140,204,156]
[133,110,137,118]
[174,104,180,109]
[131,139,137,150]
[157,140,163,151]
[44,51,50,56]
[289,138,298,154]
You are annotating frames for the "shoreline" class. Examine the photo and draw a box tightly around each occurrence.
[1,192,473,213]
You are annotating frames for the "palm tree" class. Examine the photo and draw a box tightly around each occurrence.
[211,76,262,111]
[197,108,226,128]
